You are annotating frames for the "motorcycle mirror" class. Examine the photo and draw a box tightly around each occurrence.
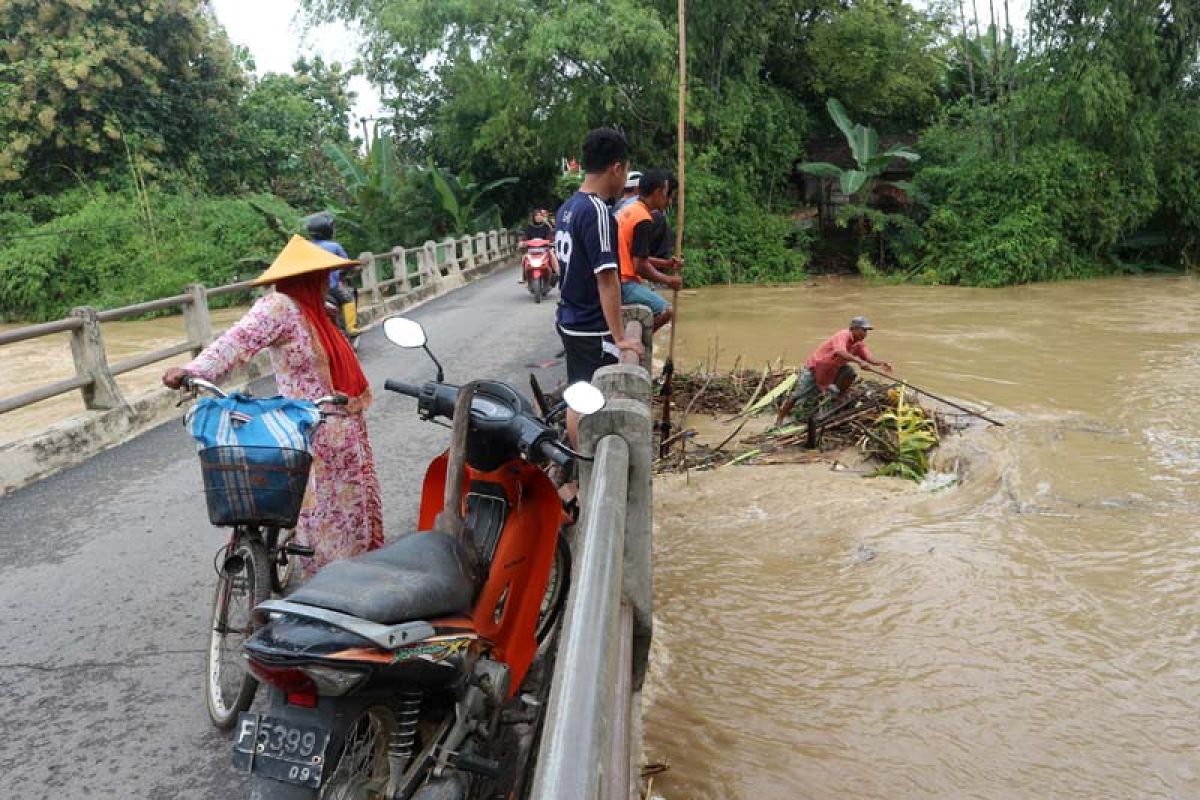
[384,317,427,349]
[562,382,606,416]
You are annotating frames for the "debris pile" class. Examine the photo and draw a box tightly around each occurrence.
[653,366,964,479]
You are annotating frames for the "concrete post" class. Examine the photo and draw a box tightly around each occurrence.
[475,232,488,266]
[488,231,500,262]
[390,247,408,293]
[421,241,442,288]
[68,306,125,410]
[460,234,476,271]
[182,283,213,353]
[578,393,654,688]
[359,252,383,307]
[441,236,462,275]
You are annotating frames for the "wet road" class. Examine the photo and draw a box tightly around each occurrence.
[0,267,563,799]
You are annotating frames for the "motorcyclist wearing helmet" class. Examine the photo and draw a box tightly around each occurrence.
[305,212,360,336]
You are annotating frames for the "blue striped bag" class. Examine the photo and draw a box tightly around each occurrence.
[185,394,323,527]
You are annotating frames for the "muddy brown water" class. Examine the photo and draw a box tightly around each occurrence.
[2,279,1197,798]
[0,308,246,445]
[644,276,1200,800]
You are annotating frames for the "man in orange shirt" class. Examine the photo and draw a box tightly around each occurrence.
[774,316,893,425]
[616,169,682,331]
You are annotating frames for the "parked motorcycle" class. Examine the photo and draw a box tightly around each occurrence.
[233,316,604,799]
[520,239,554,304]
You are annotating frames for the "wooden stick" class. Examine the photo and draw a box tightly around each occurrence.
[657,0,687,454]
[861,365,1005,426]
[668,0,686,365]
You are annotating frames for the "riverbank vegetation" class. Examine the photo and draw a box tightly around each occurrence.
[2,1,1198,320]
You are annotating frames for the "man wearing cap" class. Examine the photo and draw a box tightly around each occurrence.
[773,316,893,426]
[614,170,642,212]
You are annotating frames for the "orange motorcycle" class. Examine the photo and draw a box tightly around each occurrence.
[233,317,603,800]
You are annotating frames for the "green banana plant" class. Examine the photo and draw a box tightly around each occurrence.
[800,98,919,198]
[426,158,519,235]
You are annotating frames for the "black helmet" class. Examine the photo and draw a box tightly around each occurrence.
[305,212,335,240]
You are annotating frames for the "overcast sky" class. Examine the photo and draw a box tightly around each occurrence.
[210,0,385,127]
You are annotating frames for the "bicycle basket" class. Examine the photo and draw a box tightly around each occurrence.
[199,446,312,528]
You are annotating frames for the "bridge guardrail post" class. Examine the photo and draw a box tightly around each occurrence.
[68,306,125,410]
[182,284,213,354]
[459,234,476,271]
[359,252,382,307]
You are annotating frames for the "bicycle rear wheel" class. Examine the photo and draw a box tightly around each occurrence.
[205,535,270,729]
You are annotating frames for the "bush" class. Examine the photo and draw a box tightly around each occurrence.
[0,186,299,320]
[681,170,810,286]
[913,138,1149,286]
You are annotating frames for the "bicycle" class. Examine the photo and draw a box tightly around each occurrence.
[181,377,344,729]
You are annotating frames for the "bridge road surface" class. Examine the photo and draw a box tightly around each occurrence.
[0,266,565,799]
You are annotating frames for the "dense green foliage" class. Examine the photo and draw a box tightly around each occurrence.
[0,188,298,320]
[3,0,1200,321]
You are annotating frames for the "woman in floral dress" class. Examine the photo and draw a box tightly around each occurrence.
[163,236,383,574]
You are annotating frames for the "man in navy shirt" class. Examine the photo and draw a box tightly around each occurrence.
[555,128,644,443]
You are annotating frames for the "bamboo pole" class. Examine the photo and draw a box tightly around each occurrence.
[659,0,686,454]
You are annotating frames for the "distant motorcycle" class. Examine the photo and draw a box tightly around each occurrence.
[520,238,554,304]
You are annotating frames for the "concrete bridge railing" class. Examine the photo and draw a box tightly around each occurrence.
[0,229,518,493]
[530,305,656,800]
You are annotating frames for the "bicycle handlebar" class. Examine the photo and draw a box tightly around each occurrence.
[181,376,227,398]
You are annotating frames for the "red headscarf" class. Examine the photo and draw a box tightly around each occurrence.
[276,272,369,398]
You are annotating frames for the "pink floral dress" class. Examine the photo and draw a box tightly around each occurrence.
[185,292,384,575]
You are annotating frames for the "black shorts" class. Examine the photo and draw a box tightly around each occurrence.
[558,326,618,384]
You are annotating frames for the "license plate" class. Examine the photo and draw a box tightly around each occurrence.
[232,712,330,788]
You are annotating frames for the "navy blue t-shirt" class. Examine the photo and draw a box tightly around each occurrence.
[555,191,618,334]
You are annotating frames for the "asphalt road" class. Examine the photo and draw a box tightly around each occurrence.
[0,267,564,799]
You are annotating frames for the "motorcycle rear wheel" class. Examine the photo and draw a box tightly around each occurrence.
[320,705,396,800]
[206,536,270,729]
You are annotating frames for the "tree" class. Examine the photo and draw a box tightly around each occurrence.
[800,99,919,198]
[802,1,944,129]
[424,161,518,235]
[0,0,245,190]
[207,57,358,208]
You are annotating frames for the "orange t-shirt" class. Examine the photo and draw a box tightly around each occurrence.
[616,199,654,284]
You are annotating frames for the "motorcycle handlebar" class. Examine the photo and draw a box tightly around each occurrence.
[384,379,422,398]
[537,437,574,469]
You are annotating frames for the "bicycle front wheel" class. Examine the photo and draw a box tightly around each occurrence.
[205,535,270,729]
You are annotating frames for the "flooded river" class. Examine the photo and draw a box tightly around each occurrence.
[643,276,1200,800]
[0,308,246,445]
[3,277,1197,798]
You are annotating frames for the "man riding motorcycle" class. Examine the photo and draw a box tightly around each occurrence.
[305,212,360,337]
[518,209,558,286]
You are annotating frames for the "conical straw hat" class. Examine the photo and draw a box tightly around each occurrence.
[251,235,360,286]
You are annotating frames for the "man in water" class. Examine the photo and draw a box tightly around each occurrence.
[616,169,682,331]
[555,128,644,446]
[774,316,893,426]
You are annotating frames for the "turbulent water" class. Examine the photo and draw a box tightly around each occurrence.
[0,308,246,445]
[4,278,1198,799]
[643,276,1200,800]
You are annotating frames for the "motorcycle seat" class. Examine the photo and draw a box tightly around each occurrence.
[287,532,475,625]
